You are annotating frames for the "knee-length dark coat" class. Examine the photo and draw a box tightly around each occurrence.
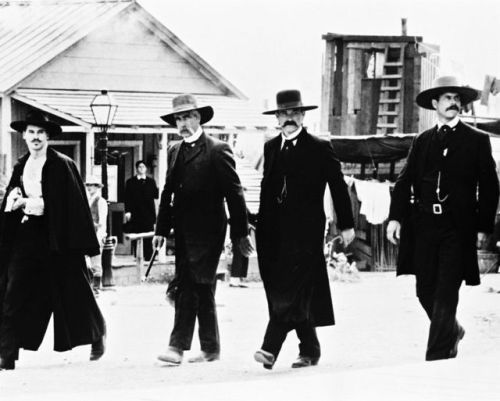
[0,148,105,353]
[389,121,500,285]
[124,176,158,233]
[155,133,248,285]
[256,129,354,327]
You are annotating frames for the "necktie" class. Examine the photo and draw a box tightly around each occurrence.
[281,139,294,168]
[437,125,450,142]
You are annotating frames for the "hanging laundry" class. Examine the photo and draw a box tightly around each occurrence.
[353,179,392,225]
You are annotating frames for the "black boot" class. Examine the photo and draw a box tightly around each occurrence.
[0,357,15,370]
[90,323,107,361]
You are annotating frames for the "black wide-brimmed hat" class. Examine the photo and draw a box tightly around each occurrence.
[10,110,62,137]
[416,76,480,110]
[263,89,318,115]
[160,94,214,126]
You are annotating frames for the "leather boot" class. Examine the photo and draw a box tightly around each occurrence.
[0,356,15,370]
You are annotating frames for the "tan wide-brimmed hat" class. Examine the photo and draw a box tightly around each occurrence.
[263,89,318,115]
[85,175,103,187]
[416,76,480,110]
[11,110,62,137]
[160,94,214,126]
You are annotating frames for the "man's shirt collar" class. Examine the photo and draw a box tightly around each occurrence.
[183,127,203,144]
[437,116,460,130]
[280,125,302,148]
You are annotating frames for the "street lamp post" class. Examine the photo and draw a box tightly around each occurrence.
[90,89,118,287]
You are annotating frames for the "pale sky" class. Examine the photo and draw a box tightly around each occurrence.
[140,0,500,128]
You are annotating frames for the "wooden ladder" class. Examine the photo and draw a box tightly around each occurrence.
[376,44,405,135]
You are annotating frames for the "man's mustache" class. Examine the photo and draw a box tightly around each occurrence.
[446,105,459,111]
[282,120,298,128]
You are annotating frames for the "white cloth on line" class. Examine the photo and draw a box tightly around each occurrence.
[354,179,392,225]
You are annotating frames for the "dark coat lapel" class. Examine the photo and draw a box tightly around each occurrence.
[444,121,467,161]
[264,134,282,178]
[416,127,435,180]
[168,142,181,172]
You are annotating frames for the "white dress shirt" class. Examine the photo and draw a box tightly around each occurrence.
[22,155,46,216]
[280,125,303,149]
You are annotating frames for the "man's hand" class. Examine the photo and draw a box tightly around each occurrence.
[386,220,401,245]
[152,235,166,250]
[238,235,254,257]
[341,228,355,247]
[124,212,131,223]
[477,232,487,249]
[11,197,27,211]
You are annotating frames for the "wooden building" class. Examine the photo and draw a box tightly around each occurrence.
[0,0,272,254]
[320,32,439,271]
[320,33,439,136]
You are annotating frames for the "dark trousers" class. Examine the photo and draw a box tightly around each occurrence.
[261,318,320,359]
[169,275,219,354]
[230,241,249,278]
[414,212,464,361]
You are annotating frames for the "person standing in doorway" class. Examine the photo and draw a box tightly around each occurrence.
[387,76,499,361]
[124,160,159,261]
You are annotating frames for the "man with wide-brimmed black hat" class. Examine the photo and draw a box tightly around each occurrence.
[387,76,499,361]
[0,111,107,370]
[153,94,253,365]
[254,89,355,369]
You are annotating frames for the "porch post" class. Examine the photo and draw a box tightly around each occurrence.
[157,130,169,263]
[0,94,12,173]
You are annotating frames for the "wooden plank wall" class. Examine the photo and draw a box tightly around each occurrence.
[20,12,223,94]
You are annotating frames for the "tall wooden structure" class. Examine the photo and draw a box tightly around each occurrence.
[321,33,439,136]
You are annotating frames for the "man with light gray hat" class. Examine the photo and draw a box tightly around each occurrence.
[153,94,253,365]
[387,76,499,361]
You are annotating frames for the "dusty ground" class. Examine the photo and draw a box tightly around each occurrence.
[1,272,500,400]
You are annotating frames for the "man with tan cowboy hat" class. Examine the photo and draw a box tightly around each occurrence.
[254,89,354,369]
[387,76,499,361]
[85,175,108,295]
[0,110,106,370]
[153,94,253,365]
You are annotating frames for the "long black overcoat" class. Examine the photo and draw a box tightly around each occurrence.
[124,176,158,233]
[156,133,248,284]
[256,129,354,327]
[389,121,500,285]
[0,148,104,352]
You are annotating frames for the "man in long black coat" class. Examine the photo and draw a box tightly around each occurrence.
[124,160,159,260]
[387,76,499,361]
[0,111,106,370]
[254,90,355,369]
[153,94,253,365]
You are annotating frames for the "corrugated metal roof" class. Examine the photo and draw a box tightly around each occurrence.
[0,0,133,93]
[14,88,275,129]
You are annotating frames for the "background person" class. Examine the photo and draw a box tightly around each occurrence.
[124,160,159,261]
